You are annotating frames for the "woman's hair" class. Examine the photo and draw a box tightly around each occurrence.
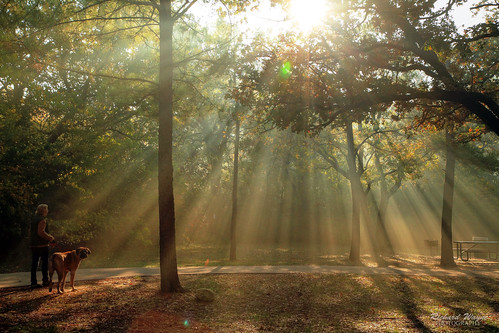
[35,204,48,215]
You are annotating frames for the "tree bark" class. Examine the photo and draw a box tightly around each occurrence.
[346,120,362,264]
[229,116,240,261]
[159,0,182,292]
[440,129,457,268]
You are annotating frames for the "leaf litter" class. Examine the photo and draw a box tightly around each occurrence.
[0,257,497,332]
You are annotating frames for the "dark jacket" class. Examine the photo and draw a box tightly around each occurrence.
[30,215,50,247]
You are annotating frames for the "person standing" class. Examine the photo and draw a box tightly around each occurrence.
[30,204,55,289]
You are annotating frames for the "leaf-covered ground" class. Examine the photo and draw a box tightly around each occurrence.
[1,268,497,332]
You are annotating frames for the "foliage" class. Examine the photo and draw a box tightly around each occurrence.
[0,0,497,270]
[0,0,159,258]
[233,0,499,134]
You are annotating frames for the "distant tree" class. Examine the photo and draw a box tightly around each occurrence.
[367,112,431,259]
[312,116,422,264]
[229,113,240,261]
[409,86,494,267]
[439,127,458,267]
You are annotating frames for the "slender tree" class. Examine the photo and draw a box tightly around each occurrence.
[372,151,399,256]
[345,119,363,264]
[158,0,182,292]
[229,114,240,261]
[440,127,457,268]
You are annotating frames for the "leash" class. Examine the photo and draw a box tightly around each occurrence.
[49,241,60,255]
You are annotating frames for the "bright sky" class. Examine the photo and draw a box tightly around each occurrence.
[190,0,489,36]
[437,0,488,30]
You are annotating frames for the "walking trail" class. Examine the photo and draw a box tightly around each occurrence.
[1,265,497,289]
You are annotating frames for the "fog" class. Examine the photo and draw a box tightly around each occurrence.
[38,127,498,268]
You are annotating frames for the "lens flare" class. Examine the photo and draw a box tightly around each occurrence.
[280,61,292,79]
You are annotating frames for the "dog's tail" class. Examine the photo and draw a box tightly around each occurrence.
[48,253,55,292]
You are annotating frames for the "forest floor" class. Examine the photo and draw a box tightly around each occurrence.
[0,255,497,332]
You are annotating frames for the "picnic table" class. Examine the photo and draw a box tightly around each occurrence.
[454,238,499,261]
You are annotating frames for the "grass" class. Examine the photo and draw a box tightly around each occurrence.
[83,245,499,271]
[4,244,498,273]
[0,272,497,332]
[85,246,350,269]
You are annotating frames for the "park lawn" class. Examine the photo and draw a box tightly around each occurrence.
[0,272,497,332]
[83,246,499,271]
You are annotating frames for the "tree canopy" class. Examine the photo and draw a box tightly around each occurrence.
[233,0,498,134]
[0,0,497,278]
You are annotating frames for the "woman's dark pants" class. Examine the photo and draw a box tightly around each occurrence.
[31,246,49,286]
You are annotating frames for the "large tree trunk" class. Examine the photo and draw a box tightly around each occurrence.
[158,0,182,292]
[346,120,362,264]
[440,129,457,268]
[229,116,240,261]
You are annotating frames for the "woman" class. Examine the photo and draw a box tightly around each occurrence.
[30,204,55,289]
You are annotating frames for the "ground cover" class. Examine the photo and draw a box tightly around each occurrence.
[3,245,498,274]
[1,258,497,332]
[84,247,499,272]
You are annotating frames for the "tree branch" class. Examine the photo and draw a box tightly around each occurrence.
[349,89,499,134]
[173,0,198,22]
[122,0,160,11]
[420,0,456,20]
[46,63,158,86]
[311,140,350,179]
[470,3,499,9]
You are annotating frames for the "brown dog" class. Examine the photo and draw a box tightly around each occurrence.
[49,247,91,293]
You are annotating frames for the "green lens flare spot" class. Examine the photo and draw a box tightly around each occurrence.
[280,61,292,79]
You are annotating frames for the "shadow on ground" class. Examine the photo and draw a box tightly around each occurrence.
[1,267,497,332]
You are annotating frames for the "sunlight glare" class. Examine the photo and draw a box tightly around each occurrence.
[289,0,328,32]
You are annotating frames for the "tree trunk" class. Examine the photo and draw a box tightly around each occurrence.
[440,129,457,268]
[346,120,362,264]
[374,153,395,256]
[158,0,182,292]
[229,116,240,261]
